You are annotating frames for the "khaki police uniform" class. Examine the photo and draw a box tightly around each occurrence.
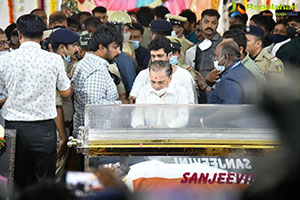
[254,49,284,81]
[122,41,136,59]
[140,27,152,49]
[242,52,266,86]
[109,63,127,95]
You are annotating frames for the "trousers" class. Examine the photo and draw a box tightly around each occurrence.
[5,119,57,191]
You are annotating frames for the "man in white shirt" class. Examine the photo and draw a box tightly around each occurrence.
[131,60,190,128]
[129,35,197,104]
[0,14,72,190]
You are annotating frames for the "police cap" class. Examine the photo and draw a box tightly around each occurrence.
[50,28,80,44]
[243,25,265,39]
[165,14,187,27]
[150,19,173,32]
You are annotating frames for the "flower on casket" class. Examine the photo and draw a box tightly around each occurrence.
[0,125,5,150]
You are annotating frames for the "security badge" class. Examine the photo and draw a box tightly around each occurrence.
[245,27,251,32]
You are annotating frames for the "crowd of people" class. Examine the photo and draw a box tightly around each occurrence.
[0,2,300,195]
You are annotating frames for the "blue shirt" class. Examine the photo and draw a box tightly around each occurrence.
[115,52,137,94]
[186,31,198,44]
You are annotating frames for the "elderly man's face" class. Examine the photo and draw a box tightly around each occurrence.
[150,69,171,90]
[0,33,9,51]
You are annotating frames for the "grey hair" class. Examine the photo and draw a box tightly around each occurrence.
[149,60,173,77]
[220,40,241,59]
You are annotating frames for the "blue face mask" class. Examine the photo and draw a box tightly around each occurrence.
[169,55,178,65]
[272,34,288,43]
[131,40,140,50]
[63,54,71,64]
[171,30,177,38]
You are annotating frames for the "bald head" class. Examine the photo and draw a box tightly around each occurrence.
[214,40,241,68]
[49,11,67,28]
[217,40,241,59]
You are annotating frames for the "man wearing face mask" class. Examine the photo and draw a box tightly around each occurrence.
[131,60,190,128]
[108,11,136,59]
[48,28,79,181]
[129,23,151,73]
[276,13,300,67]
[129,35,197,104]
[165,14,194,64]
[244,25,284,82]
[264,20,290,56]
[195,41,258,104]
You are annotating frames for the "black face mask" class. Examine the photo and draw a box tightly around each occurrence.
[287,26,297,39]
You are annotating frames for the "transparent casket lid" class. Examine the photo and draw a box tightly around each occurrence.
[82,104,278,146]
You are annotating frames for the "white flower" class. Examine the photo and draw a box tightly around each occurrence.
[0,125,4,138]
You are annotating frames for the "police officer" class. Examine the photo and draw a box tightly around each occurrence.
[244,25,284,82]
[150,19,173,39]
[108,11,135,59]
[165,14,194,57]
[166,36,195,76]
[49,28,80,181]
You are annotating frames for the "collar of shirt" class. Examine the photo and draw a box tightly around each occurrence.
[85,52,109,68]
[253,49,265,61]
[242,51,251,63]
[19,41,41,49]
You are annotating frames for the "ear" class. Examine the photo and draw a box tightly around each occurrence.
[18,31,22,41]
[256,40,263,48]
[98,43,106,52]
[168,52,173,60]
[191,21,195,27]
[48,43,53,52]
[239,46,244,54]
[58,43,65,51]
[40,33,44,42]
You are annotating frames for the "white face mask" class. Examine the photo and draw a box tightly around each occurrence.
[153,87,168,97]
[214,60,225,72]
[171,30,178,38]
[123,32,131,42]
[213,55,226,72]
[198,39,212,51]
[0,50,10,56]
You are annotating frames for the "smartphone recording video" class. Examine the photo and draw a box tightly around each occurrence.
[65,171,102,197]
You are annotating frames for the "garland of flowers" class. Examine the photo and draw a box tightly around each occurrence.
[0,126,5,150]
[8,0,14,24]
[50,0,57,13]
[40,0,45,10]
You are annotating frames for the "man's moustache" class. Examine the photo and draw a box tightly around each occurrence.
[205,28,213,31]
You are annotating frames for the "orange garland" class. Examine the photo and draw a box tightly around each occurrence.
[8,0,14,24]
